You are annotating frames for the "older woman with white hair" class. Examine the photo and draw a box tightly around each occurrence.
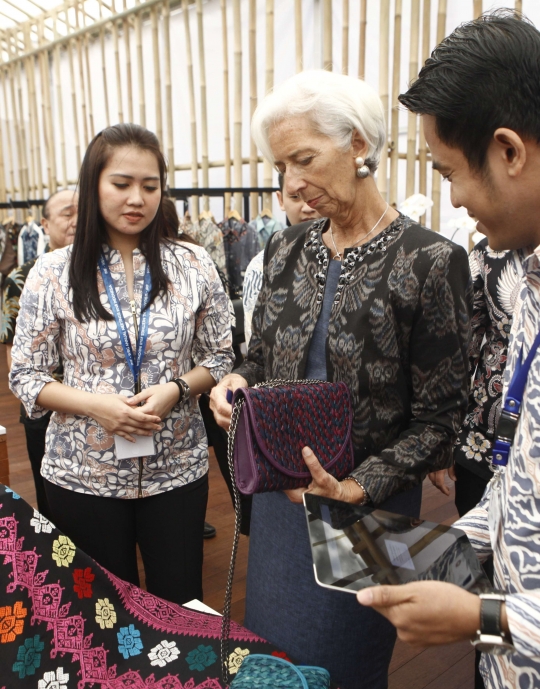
[211,70,471,688]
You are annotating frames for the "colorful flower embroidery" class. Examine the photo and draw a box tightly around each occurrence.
[228,647,250,675]
[30,511,54,534]
[95,598,117,629]
[73,567,95,599]
[51,535,76,567]
[117,624,143,659]
[272,650,292,662]
[38,667,69,689]
[148,639,180,667]
[0,601,27,642]
[185,644,217,671]
[12,635,44,678]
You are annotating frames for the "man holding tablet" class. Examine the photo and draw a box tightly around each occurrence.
[356,11,540,688]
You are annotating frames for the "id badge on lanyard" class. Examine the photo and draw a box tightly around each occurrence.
[98,253,156,459]
[489,330,540,545]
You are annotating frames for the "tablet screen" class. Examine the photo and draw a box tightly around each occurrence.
[303,494,491,594]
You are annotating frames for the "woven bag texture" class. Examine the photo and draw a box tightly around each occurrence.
[229,654,330,689]
[238,381,354,492]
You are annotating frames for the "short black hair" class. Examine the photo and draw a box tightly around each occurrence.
[398,11,540,171]
[42,190,63,220]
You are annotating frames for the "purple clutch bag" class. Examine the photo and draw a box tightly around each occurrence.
[229,380,355,495]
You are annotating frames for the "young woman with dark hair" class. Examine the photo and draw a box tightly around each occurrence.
[10,123,234,604]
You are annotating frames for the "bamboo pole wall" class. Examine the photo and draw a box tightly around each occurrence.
[0,0,527,228]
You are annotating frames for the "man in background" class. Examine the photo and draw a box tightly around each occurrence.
[243,172,321,345]
[1,190,78,520]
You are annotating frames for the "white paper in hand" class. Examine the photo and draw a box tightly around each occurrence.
[114,434,156,460]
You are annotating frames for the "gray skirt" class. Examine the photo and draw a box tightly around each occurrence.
[244,486,422,689]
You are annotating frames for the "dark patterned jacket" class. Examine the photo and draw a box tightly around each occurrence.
[454,238,523,481]
[235,215,473,505]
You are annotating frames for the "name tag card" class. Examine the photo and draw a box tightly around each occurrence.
[114,434,156,460]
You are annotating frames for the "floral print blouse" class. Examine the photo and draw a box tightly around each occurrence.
[453,238,523,481]
[9,241,234,499]
[236,215,472,505]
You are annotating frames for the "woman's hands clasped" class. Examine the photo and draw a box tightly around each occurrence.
[88,393,162,443]
[285,447,365,505]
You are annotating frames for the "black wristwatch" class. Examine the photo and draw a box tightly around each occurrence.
[471,593,515,655]
[172,377,191,405]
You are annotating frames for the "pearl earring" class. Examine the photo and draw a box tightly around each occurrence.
[355,156,370,179]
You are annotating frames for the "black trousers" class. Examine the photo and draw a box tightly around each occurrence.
[454,462,494,689]
[22,417,53,522]
[44,474,208,606]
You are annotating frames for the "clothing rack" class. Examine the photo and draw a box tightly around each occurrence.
[0,187,280,223]
[168,187,279,220]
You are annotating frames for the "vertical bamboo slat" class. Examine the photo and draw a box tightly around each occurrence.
[163,0,174,185]
[124,15,133,123]
[248,0,258,217]
[405,0,420,198]
[25,29,43,200]
[182,0,199,220]
[389,0,402,209]
[98,1,110,128]
[0,72,7,210]
[515,0,522,12]
[430,0,447,232]
[151,7,163,146]
[82,6,94,136]
[15,58,30,200]
[418,0,431,202]
[377,0,390,199]
[263,0,274,209]
[322,0,332,70]
[52,12,67,188]
[221,0,232,213]
[67,36,82,170]
[136,10,145,127]
[358,0,367,79]
[113,20,124,123]
[473,0,482,19]
[1,69,16,201]
[39,19,57,195]
[74,7,89,146]
[8,33,24,200]
[295,0,303,73]
[233,0,243,213]
[342,0,349,75]
[23,24,37,198]
[196,0,209,209]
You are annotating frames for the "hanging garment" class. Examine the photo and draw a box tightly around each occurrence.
[248,215,284,250]
[17,221,46,266]
[188,218,228,279]
[220,218,260,298]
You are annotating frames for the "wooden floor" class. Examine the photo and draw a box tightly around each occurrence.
[0,343,474,688]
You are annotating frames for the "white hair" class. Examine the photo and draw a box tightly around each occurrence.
[251,70,387,172]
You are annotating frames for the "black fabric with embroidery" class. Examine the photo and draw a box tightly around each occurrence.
[235,215,473,505]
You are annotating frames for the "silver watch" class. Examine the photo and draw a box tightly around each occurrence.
[471,593,515,655]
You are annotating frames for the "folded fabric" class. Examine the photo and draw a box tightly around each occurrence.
[0,484,281,688]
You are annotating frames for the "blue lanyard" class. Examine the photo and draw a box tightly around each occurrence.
[492,330,540,469]
[98,252,152,390]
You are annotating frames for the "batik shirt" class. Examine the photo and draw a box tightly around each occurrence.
[457,245,540,688]
[242,250,264,346]
[9,241,235,499]
[235,215,472,505]
[220,218,260,297]
[454,239,523,481]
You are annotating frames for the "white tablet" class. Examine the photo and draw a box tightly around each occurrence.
[303,493,491,594]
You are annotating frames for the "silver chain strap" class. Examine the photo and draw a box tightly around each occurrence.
[220,379,325,685]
